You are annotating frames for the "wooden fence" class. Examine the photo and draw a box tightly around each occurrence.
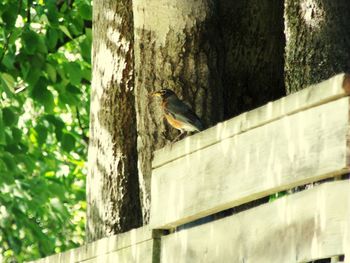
[31,74,350,263]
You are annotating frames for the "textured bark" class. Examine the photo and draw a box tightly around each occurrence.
[219,0,285,118]
[285,0,350,94]
[133,0,224,223]
[86,0,142,242]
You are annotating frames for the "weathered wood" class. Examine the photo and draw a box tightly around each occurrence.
[161,181,350,263]
[153,73,350,168]
[29,226,160,263]
[151,97,350,228]
[79,241,155,263]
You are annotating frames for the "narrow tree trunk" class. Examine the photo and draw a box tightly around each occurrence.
[219,0,286,118]
[285,0,350,93]
[86,0,142,242]
[133,0,224,223]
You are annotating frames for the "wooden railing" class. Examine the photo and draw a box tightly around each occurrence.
[31,74,350,263]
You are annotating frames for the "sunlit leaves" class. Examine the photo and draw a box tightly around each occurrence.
[0,0,91,261]
[0,73,15,90]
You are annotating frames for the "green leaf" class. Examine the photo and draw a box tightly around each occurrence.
[22,29,40,55]
[2,152,16,171]
[25,68,42,87]
[31,77,55,112]
[5,128,13,144]
[24,54,46,86]
[37,35,48,54]
[61,133,75,152]
[1,5,17,29]
[63,62,82,85]
[81,67,91,81]
[2,52,15,70]
[66,84,81,95]
[2,107,18,126]
[0,110,6,145]
[29,53,46,69]
[1,72,15,90]
[17,154,35,172]
[46,2,59,26]
[8,28,22,45]
[0,158,8,173]
[46,28,58,50]
[78,3,92,20]
[35,125,48,145]
[80,36,91,62]
[0,171,15,185]
[11,127,22,143]
[46,63,57,82]
[59,85,81,106]
[45,115,65,141]
[59,25,73,39]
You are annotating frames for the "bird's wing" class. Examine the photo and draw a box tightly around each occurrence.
[165,99,204,131]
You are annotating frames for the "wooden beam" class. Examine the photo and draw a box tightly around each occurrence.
[29,226,161,263]
[160,181,350,263]
[153,73,350,168]
[151,97,350,228]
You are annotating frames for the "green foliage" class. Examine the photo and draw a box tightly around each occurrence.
[0,0,91,261]
[269,191,287,202]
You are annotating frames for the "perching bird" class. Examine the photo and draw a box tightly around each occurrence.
[151,89,204,142]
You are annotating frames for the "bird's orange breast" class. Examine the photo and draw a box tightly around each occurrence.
[164,113,184,129]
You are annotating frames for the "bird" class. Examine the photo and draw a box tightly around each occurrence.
[151,89,204,142]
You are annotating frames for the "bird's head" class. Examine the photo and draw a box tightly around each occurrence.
[150,89,177,99]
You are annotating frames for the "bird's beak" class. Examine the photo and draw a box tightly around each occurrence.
[150,91,161,97]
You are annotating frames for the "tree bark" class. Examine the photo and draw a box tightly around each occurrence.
[219,0,285,118]
[86,0,142,242]
[133,0,224,223]
[285,0,350,94]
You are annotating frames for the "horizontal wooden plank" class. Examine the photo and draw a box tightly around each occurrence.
[161,181,350,263]
[81,240,155,263]
[153,73,350,168]
[150,97,350,228]
[29,226,160,263]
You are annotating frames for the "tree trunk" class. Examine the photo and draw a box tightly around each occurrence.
[285,0,350,93]
[219,0,285,118]
[133,0,224,223]
[86,0,142,242]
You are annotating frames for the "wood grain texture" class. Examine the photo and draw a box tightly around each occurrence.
[153,73,350,168]
[151,97,350,228]
[161,181,350,263]
[29,226,160,263]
